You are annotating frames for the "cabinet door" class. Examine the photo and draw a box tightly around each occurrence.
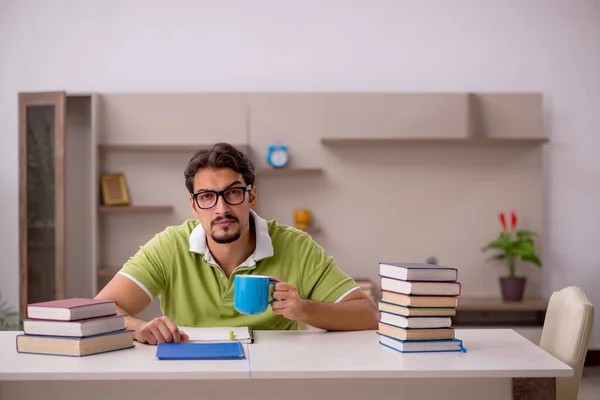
[19,92,67,314]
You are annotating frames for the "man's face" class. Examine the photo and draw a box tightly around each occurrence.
[189,168,256,244]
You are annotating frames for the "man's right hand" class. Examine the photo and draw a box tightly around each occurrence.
[131,316,189,345]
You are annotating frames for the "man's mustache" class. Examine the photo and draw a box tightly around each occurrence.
[211,215,239,226]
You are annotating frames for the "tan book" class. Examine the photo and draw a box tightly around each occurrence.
[381,291,458,308]
[16,330,134,357]
[378,322,455,341]
[378,301,456,317]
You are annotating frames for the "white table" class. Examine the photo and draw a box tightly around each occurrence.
[0,329,572,400]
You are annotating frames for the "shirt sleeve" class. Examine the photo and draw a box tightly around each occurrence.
[118,229,173,299]
[298,235,359,303]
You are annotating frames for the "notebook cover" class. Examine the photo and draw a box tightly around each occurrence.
[27,298,115,309]
[156,341,246,360]
[379,262,458,271]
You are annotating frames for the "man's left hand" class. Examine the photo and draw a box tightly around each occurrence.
[270,277,308,321]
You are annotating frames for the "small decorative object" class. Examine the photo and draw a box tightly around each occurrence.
[293,209,312,230]
[101,173,130,206]
[267,144,289,168]
[482,211,542,302]
[426,256,438,265]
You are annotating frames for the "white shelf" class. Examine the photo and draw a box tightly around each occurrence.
[321,137,548,147]
[256,167,323,176]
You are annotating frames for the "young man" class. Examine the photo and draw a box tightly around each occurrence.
[95,143,378,345]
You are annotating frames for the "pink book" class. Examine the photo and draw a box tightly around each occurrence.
[26,298,117,321]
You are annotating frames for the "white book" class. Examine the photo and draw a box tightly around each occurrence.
[23,315,125,337]
[379,311,452,329]
[379,262,458,282]
[380,277,461,296]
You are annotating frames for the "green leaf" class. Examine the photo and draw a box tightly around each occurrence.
[486,253,506,262]
[516,241,536,258]
[483,240,508,251]
[517,230,536,240]
[522,253,542,267]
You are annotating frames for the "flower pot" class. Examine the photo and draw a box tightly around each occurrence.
[499,276,527,301]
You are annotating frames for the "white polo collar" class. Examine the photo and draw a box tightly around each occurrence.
[188,209,274,267]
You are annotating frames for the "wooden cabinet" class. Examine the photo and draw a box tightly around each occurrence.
[18,92,67,314]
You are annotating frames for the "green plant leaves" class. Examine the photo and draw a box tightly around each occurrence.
[482,228,542,274]
[0,293,22,331]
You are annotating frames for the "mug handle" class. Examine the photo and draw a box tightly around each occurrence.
[268,280,278,305]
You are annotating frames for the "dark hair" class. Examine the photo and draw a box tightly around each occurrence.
[184,143,255,194]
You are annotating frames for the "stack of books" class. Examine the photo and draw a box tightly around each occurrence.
[16,298,134,357]
[376,262,465,353]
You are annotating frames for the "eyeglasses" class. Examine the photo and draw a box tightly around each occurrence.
[191,184,252,210]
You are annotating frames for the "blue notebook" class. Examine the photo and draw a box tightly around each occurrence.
[156,342,246,360]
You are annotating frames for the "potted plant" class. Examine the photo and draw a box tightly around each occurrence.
[482,211,542,301]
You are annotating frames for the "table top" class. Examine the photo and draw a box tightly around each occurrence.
[0,328,572,381]
[247,328,572,379]
[0,333,250,380]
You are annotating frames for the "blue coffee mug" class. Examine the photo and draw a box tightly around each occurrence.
[234,275,277,315]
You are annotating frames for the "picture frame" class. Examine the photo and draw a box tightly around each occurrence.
[100,173,130,206]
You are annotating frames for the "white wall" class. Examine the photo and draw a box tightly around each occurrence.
[1,0,599,346]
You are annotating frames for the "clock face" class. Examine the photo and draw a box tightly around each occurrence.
[270,149,288,167]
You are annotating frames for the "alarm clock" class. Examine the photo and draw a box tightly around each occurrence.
[267,144,289,168]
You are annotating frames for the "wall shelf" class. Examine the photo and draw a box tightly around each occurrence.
[98,205,174,213]
[321,137,548,147]
[457,298,547,311]
[99,143,249,154]
[256,167,323,176]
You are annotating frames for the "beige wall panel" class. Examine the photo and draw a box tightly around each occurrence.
[99,93,248,145]
[247,93,543,299]
[471,93,544,139]
[247,93,472,147]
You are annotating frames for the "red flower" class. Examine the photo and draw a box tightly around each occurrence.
[510,211,517,230]
[499,212,507,231]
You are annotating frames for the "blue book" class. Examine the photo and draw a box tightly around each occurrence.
[378,332,466,353]
[156,342,246,360]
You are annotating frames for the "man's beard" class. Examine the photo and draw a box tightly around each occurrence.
[210,214,241,244]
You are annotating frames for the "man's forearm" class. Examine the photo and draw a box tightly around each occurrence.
[115,304,146,332]
[299,298,379,331]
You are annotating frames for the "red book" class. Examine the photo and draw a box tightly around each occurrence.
[26,298,116,321]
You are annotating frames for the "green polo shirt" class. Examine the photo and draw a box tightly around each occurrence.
[118,211,359,330]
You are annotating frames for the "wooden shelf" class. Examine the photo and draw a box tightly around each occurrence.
[457,298,548,311]
[321,137,548,147]
[99,143,249,154]
[256,167,323,176]
[98,205,174,213]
